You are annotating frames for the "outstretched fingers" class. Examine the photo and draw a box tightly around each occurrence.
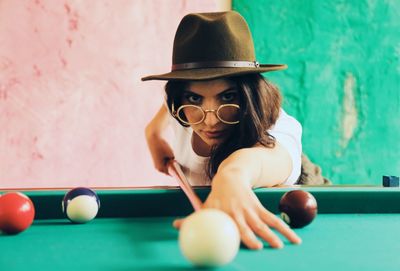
[245,211,283,249]
[258,208,302,245]
[232,213,264,250]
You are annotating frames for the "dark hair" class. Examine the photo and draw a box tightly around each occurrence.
[165,73,282,179]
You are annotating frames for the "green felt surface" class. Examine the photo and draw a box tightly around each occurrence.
[1,187,400,270]
[1,214,399,271]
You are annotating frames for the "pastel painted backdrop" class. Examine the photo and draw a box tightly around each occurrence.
[234,0,400,184]
[0,0,229,188]
[2,0,398,188]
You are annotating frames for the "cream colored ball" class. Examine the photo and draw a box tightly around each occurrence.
[179,208,240,267]
[66,196,99,223]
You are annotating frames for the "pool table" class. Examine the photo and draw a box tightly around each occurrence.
[1,186,400,271]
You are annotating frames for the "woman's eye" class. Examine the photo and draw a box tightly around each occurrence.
[184,94,202,104]
[221,92,237,102]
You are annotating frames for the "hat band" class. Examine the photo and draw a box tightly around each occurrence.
[172,60,260,71]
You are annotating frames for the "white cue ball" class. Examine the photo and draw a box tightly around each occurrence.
[179,208,240,267]
[65,195,99,223]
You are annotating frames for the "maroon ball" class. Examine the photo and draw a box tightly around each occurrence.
[279,190,318,228]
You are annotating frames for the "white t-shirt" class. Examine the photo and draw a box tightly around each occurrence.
[171,108,302,186]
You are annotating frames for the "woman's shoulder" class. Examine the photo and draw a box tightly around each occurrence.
[270,108,302,134]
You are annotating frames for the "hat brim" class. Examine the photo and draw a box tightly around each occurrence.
[141,64,287,81]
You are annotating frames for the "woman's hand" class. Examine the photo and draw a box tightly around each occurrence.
[145,132,174,175]
[173,172,302,250]
[145,105,174,175]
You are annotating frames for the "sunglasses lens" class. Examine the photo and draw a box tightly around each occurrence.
[218,105,240,123]
[179,106,204,124]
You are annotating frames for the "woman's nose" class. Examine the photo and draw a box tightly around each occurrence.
[201,100,220,126]
[203,109,220,126]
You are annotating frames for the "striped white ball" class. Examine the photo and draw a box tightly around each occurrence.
[62,188,100,223]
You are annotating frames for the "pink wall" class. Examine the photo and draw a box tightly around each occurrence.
[0,0,229,189]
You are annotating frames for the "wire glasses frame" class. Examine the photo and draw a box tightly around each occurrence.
[172,103,240,125]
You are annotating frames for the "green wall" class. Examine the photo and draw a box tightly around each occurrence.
[233,0,400,184]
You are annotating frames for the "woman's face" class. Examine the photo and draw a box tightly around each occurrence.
[182,79,240,147]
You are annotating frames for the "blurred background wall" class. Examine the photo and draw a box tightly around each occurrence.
[1,0,398,188]
[234,0,399,184]
[0,0,230,188]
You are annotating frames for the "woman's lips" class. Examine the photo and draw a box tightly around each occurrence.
[203,130,225,139]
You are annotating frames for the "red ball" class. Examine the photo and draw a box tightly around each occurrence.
[279,190,317,228]
[0,192,35,234]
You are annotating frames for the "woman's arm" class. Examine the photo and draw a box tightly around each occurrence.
[210,145,298,249]
[217,142,292,188]
[174,144,301,250]
[145,104,175,174]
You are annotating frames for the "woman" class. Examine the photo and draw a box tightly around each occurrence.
[143,11,302,250]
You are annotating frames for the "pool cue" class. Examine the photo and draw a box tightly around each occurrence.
[167,160,202,211]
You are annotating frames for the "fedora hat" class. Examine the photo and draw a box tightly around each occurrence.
[141,11,286,81]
